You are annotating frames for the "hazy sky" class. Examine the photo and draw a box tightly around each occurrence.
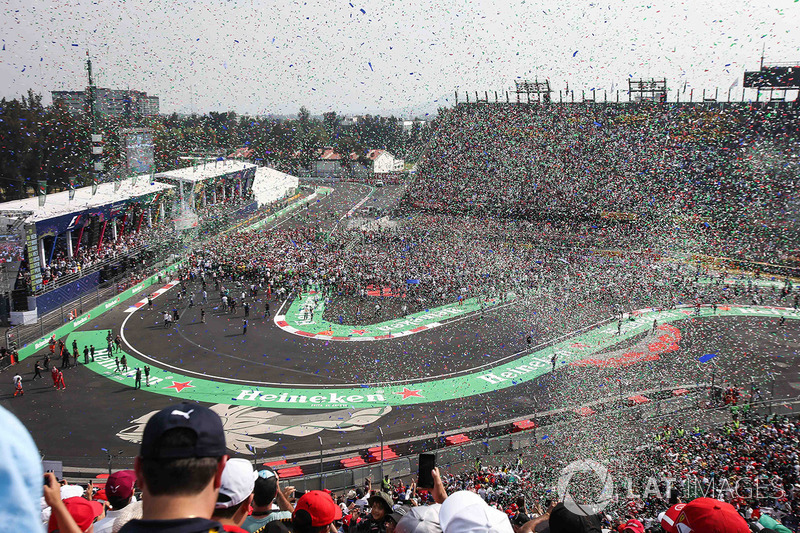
[1,0,798,116]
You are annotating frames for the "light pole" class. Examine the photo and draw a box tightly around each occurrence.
[318,436,324,490]
[378,427,384,481]
[100,448,123,477]
[769,374,776,416]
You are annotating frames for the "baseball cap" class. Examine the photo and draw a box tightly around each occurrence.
[47,497,104,532]
[547,503,603,533]
[216,458,257,509]
[675,497,749,533]
[658,503,686,533]
[396,504,443,533]
[439,491,513,533]
[293,490,343,527]
[139,402,226,459]
[622,519,645,533]
[106,470,136,502]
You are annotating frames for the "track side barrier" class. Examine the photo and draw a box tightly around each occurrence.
[16,260,186,362]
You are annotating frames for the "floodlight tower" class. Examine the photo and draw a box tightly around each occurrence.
[627,79,668,103]
[743,59,800,103]
[87,52,104,194]
[514,79,553,104]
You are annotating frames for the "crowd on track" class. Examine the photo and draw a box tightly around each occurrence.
[187,211,798,327]
[4,401,800,532]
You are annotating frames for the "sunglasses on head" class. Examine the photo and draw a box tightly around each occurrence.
[257,469,277,480]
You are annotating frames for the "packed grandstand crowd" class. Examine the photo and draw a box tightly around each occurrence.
[15,194,262,293]
[408,103,799,265]
[6,399,800,532]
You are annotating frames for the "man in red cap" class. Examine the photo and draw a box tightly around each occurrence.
[291,490,343,533]
[621,518,644,533]
[45,471,107,533]
[94,470,137,533]
[674,497,749,533]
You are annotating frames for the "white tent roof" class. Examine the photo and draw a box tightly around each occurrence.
[0,178,173,224]
[155,160,256,184]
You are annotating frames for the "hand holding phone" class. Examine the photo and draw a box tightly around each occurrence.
[43,473,61,508]
[418,453,436,489]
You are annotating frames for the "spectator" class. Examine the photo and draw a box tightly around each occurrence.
[118,402,229,532]
[395,504,442,533]
[242,468,295,532]
[674,497,749,533]
[357,491,393,532]
[620,518,645,533]
[438,490,513,533]
[354,489,369,510]
[94,470,137,533]
[290,490,343,533]
[45,489,106,533]
[546,502,602,533]
[212,458,257,533]
[0,405,46,531]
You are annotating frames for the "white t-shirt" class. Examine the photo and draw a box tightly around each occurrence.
[93,508,125,533]
[355,497,369,508]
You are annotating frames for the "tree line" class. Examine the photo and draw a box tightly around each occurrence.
[0,91,437,201]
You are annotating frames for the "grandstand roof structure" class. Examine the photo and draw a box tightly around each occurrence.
[0,178,173,224]
[155,160,256,184]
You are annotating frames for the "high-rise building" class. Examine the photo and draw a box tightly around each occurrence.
[51,88,160,117]
[50,91,86,114]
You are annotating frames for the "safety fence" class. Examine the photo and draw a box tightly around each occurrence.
[275,393,800,493]
[49,390,800,484]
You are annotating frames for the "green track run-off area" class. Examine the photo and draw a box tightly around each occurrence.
[64,303,798,410]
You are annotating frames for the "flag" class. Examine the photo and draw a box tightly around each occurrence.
[68,176,76,201]
[37,180,47,207]
[729,77,739,90]
[92,175,99,196]
[131,171,137,186]
[114,168,122,192]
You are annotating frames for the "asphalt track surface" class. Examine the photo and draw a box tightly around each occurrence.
[2,182,799,472]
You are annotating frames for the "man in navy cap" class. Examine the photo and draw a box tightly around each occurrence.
[120,402,229,532]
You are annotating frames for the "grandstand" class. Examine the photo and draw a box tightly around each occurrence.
[0,160,301,326]
[406,101,800,269]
